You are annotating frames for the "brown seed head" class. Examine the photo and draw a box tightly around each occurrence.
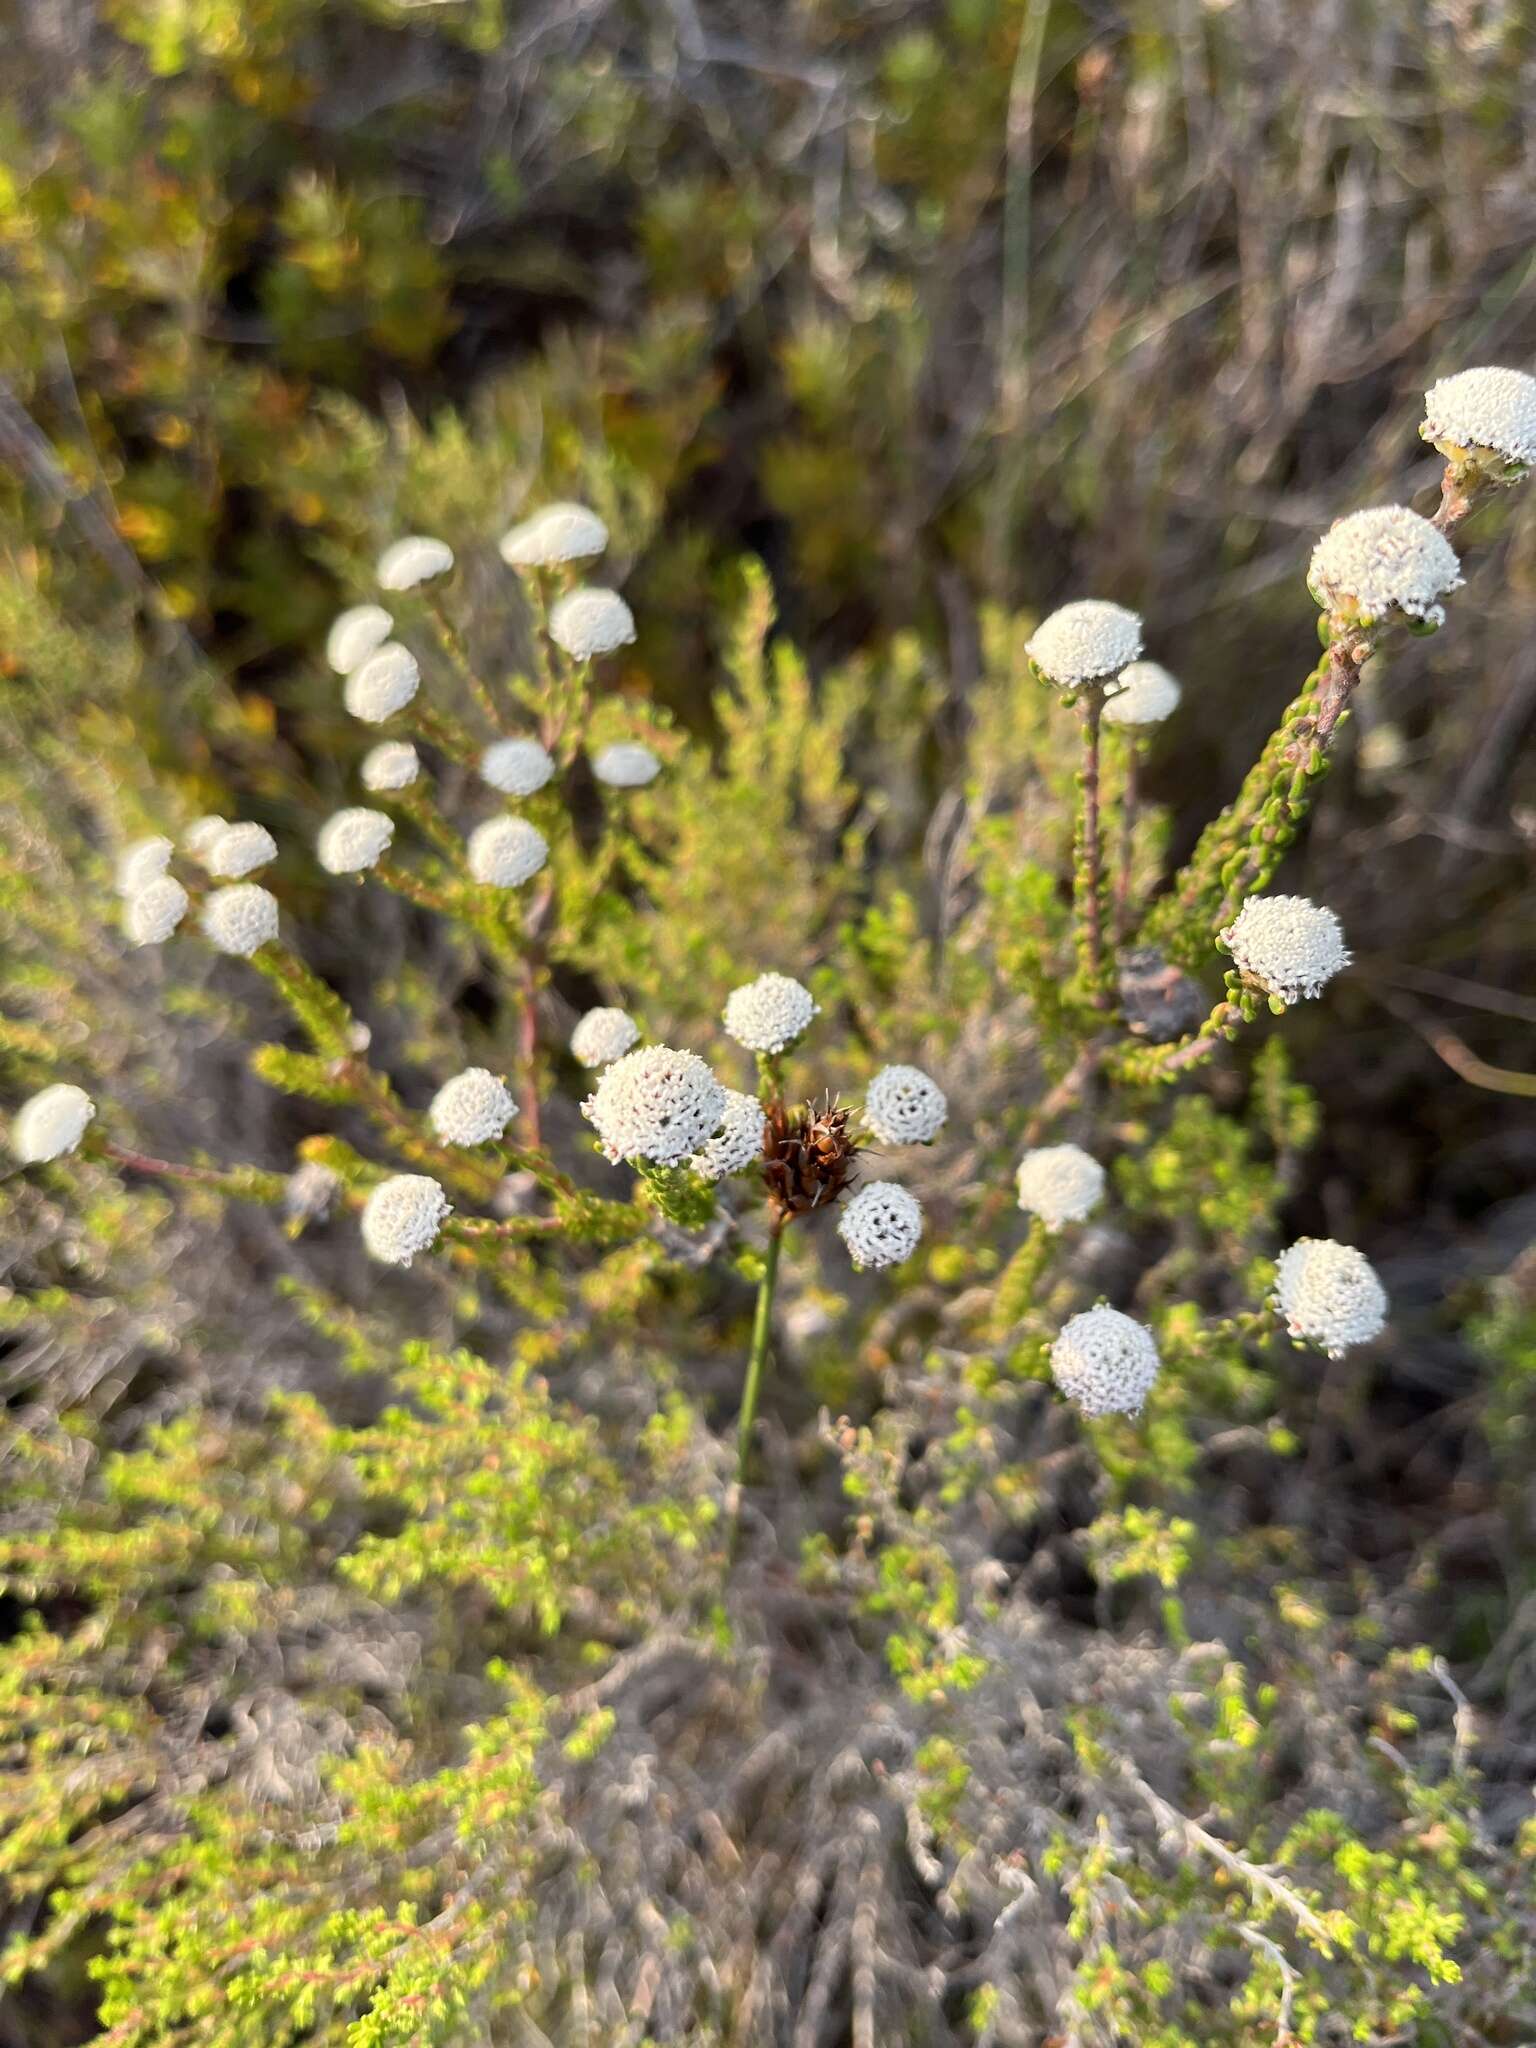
[762,1093,858,1225]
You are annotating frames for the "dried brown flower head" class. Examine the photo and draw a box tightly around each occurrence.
[762,1094,858,1224]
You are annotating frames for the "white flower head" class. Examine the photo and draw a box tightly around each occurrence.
[361,741,420,792]
[126,876,190,946]
[722,972,819,1056]
[345,642,421,724]
[205,821,278,879]
[428,1067,517,1147]
[481,737,556,797]
[326,603,393,675]
[570,1006,640,1068]
[13,1083,95,1164]
[500,502,609,568]
[593,743,661,789]
[690,1087,766,1182]
[184,815,229,864]
[115,836,173,896]
[317,808,394,876]
[1421,366,1536,475]
[1026,600,1143,689]
[1050,1306,1160,1417]
[1102,660,1182,727]
[376,535,454,591]
[1015,1144,1106,1230]
[548,588,636,660]
[466,816,548,888]
[361,1173,451,1266]
[202,884,280,958]
[283,1159,341,1225]
[1274,1238,1387,1358]
[837,1181,924,1270]
[582,1044,726,1168]
[1222,894,1350,1006]
[863,1064,947,1147]
[1308,506,1462,628]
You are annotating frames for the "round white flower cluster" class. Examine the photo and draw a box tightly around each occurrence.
[326,604,392,676]
[583,1044,726,1167]
[1421,366,1536,474]
[570,1006,640,1068]
[1101,660,1181,727]
[548,588,636,660]
[361,1173,452,1265]
[1308,505,1463,628]
[317,808,395,875]
[500,502,609,568]
[1015,1144,1106,1230]
[428,1067,516,1146]
[1049,1306,1160,1417]
[837,1181,925,1270]
[361,741,420,792]
[202,884,279,957]
[1026,599,1143,689]
[345,643,421,724]
[376,535,454,591]
[481,737,556,796]
[1273,1237,1387,1357]
[466,816,548,887]
[115,836,172,895]
[126,876,190,946]
[1222,894,1350,1006]
[690,1087,766,1182]
[592,742,660,789]
[13,1082,96,1164]
[205,822,277,879]
[185,815,229,864]
[863,1063,947,1146]
[283,1159,341,1226]
[722,972,819,1055]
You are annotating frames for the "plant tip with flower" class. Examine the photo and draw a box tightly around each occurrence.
[722,972,820,1055]
[12,1083,96,1164]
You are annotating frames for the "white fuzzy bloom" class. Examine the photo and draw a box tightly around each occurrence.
[1015,1144,1106,1230]
[428,1067,517,1146]
[317,808,395,876]
[722,972,819,1055]
[1222,895,1350,1006]
[481,737,556,796]
[1422,366,1536,472]
[376,535,454,591]
[837,1181,925,1270]
[592,743,661,789]
[12,1083,96,1164]
[548,588,636,659]
[690,1087,766,1182]
[1026,600,1143,689]
[582,1044,726,1168]
[500,502,609,568]
[184,815,229,864]
[863,1064,947,1146]
[345,642,421,723]
[1308,506,1462,627]
[1102,660,1182,727]
[115,836,173,896]
[205,822,278,879]
[361,1173,451,1266]
[1274,1238,1388,1358]
[126,877,190,946]
[1050,1306,1160,1417]
[361,741,420,792]
[326,604,393,675]
[466,815,548,887]
[283,1159,341,1225]
[570,1006,640,1068]
[202,884,279,957]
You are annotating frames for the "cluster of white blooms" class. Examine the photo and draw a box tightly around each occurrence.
[1273,1238,1388,1357]
[837,1181,924,1270]
[1049,1306,1160,1417]
[376,536,454,591]
[690,1087,767,1182]
[1016,1144,1106,1230]
[570,1006,640,1067]
[548,588,636,660]
[126,876,190,946]
[202,884,279,957]
[1222,894,1350,1006]
[326,604,392,675]
[863,1064,947,1146]
[1101,660,1181,727]
[481,737,556,796]
[428,1067,517,1146]
[12,1083,96,1164]
[1422,366,1536,474]
[466,815,548,887]
[361,1173,452,1265]
[184,815,229,863]
[500,502,609,568]
[1026,599,1143,689]
[722,972,819,1055]
[1308,506,1462,628]
[345,642,421,724]
[360,741,420,792]
[205,822,277,879]
[115,836,172,895]
[583,1044,726,1167]
[317,808,395,876]
[592,742,661,789]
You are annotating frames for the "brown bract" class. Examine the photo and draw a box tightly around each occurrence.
[761,1095,858,1225]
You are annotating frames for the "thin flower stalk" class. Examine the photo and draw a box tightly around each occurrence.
[423,590,509,737]
[1072,691,1112,1008]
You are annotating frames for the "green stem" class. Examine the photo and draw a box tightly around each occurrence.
[425,592,508,735]
[1073,692,1112,1009]
[735,1223,784,1493]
